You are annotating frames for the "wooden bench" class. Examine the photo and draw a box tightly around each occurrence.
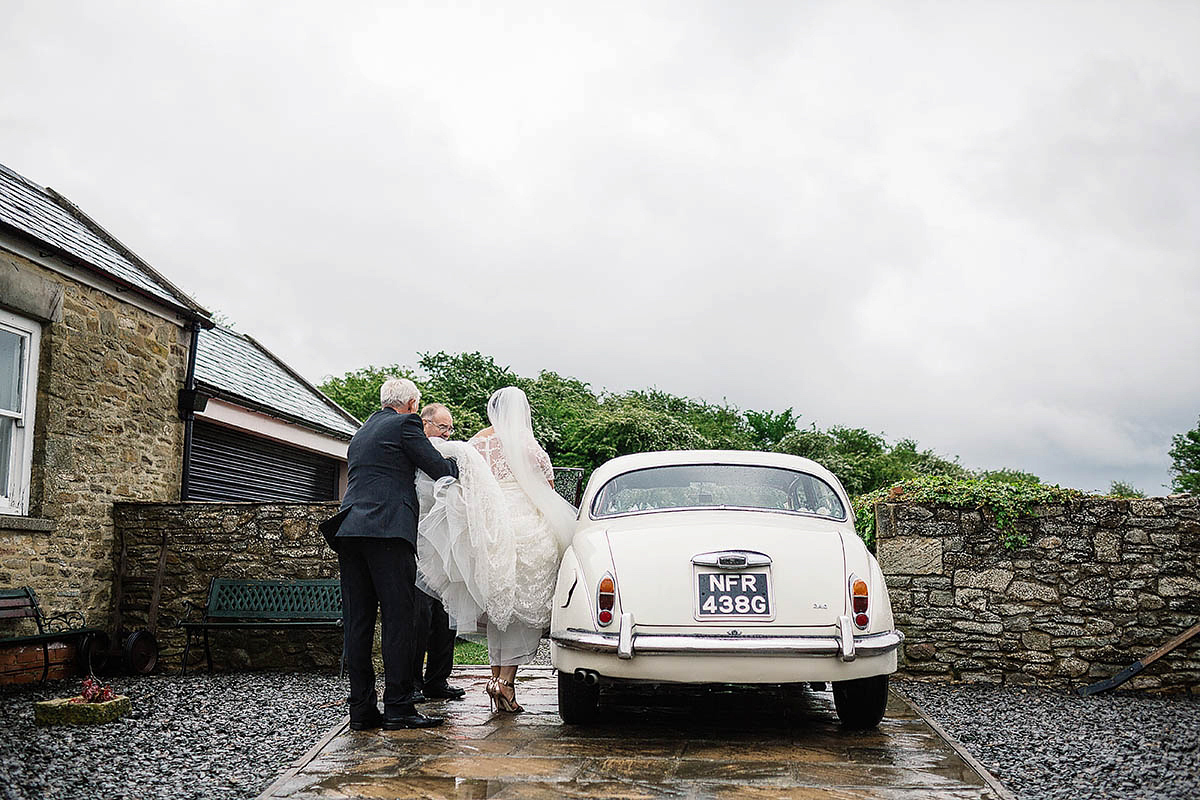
[179,578,343,675]
[1,587,106,681]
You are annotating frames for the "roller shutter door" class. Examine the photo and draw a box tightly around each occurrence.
[188,420,339,502]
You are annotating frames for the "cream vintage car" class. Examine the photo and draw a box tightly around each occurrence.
[550,449,903,729]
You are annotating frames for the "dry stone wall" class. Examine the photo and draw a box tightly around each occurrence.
[112,501,342,671]
[875,495,1200,691]
[0,249,187,626]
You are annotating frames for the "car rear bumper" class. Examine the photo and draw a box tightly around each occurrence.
[551,616,904,662]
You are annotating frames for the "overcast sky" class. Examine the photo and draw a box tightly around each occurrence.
[2,1,1198,494]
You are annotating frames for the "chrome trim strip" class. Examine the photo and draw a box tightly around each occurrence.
[692,550,772,568]
[550,628,905,658]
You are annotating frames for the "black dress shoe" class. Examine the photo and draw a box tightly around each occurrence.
[349,712,384,731]
[383,712,444,730]
[410,690,427,703]
[422,683,466,700]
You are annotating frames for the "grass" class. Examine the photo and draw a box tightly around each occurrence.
[371,633,490,671]
[453,638,489,665]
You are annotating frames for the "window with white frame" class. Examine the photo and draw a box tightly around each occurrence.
[0,308,40,515]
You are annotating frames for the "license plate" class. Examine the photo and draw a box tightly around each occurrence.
[696,570,771,618]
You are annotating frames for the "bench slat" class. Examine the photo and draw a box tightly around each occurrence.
[1,628,104,646]
[204,579,342,621]
[0,608,38,619]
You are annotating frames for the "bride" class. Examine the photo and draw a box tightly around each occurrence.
[415,386,576,712]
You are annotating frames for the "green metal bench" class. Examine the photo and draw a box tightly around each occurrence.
[1,587,107,681]
[179,578,343,675]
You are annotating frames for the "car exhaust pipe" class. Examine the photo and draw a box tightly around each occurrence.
[574,668,599,685]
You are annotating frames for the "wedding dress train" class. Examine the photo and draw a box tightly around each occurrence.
[415,437,560,666]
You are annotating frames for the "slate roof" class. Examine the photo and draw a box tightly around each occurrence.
[0,162,206,317]
[195,326,360,439]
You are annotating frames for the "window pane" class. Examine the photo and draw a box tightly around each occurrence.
[0,329,23,414]
[0,418,11,497]
[593,464,846,520]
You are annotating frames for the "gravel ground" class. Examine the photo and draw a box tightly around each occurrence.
[3,670,1196,799]
[0,672,347,800]
[896,680,1200,800]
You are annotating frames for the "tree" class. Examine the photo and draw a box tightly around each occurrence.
[570,403,710,471]
[318,364,417,422]
[976,468,1043,487]
[317,362,486,439]
[774,426,969,497]
[418,351,517,424]
[1168,416,1200,494]
[745,407,801,450]
[519,370,601,459]
[773,426,895,496]
[317,349,1058,496]
[889,438,972,481]
[621,389,753,450]
[1109,480,1145,498]
[774,427,836,462]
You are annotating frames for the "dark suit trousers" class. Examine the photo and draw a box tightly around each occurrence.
[337,537,418,720]
[412,590,455,690]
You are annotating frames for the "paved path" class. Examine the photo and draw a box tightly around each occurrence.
[261,667,1009,799]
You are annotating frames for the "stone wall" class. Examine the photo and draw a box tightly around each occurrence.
[112,501,342,671]
[0,248,188,626]
[875,495,1200,691]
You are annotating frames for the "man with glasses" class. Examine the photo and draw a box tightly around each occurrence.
[412,403,467,701]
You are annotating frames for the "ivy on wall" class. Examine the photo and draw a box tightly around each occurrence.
[853,475,1085,550]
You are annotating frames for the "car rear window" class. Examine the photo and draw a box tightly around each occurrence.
[591,464,847,520]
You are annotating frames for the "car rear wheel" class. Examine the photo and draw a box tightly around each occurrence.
[557,670,600,724]
[832,674,889,730]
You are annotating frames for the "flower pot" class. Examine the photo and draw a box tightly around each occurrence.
[34,695,132,726]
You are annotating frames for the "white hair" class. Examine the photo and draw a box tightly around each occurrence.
[380,377,420,410]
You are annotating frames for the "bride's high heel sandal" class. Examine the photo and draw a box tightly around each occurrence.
[494,678,524,713]
[485,677,500,711]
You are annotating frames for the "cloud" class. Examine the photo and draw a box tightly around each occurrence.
[1,0,1197,495]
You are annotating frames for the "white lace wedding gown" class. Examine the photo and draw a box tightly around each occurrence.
[415,435,560,666]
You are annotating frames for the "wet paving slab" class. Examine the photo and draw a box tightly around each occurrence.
[260,667,1009,800]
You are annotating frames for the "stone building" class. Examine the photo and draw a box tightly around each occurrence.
[1,163,358,679]
[0,161,212,630]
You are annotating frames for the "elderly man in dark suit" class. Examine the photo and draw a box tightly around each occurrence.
[322,377,459,731]
[410,402,467,702]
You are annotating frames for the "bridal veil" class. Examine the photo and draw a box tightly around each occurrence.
[486,387,577,556]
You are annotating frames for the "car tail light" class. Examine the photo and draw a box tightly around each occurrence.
[850,575,869,629]
[597,573,616,626]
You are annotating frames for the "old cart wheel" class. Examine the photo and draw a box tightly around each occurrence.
[123,630,159,674]
[76,631,111,675]
[832,674,889,730]
[557,670,600,724]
